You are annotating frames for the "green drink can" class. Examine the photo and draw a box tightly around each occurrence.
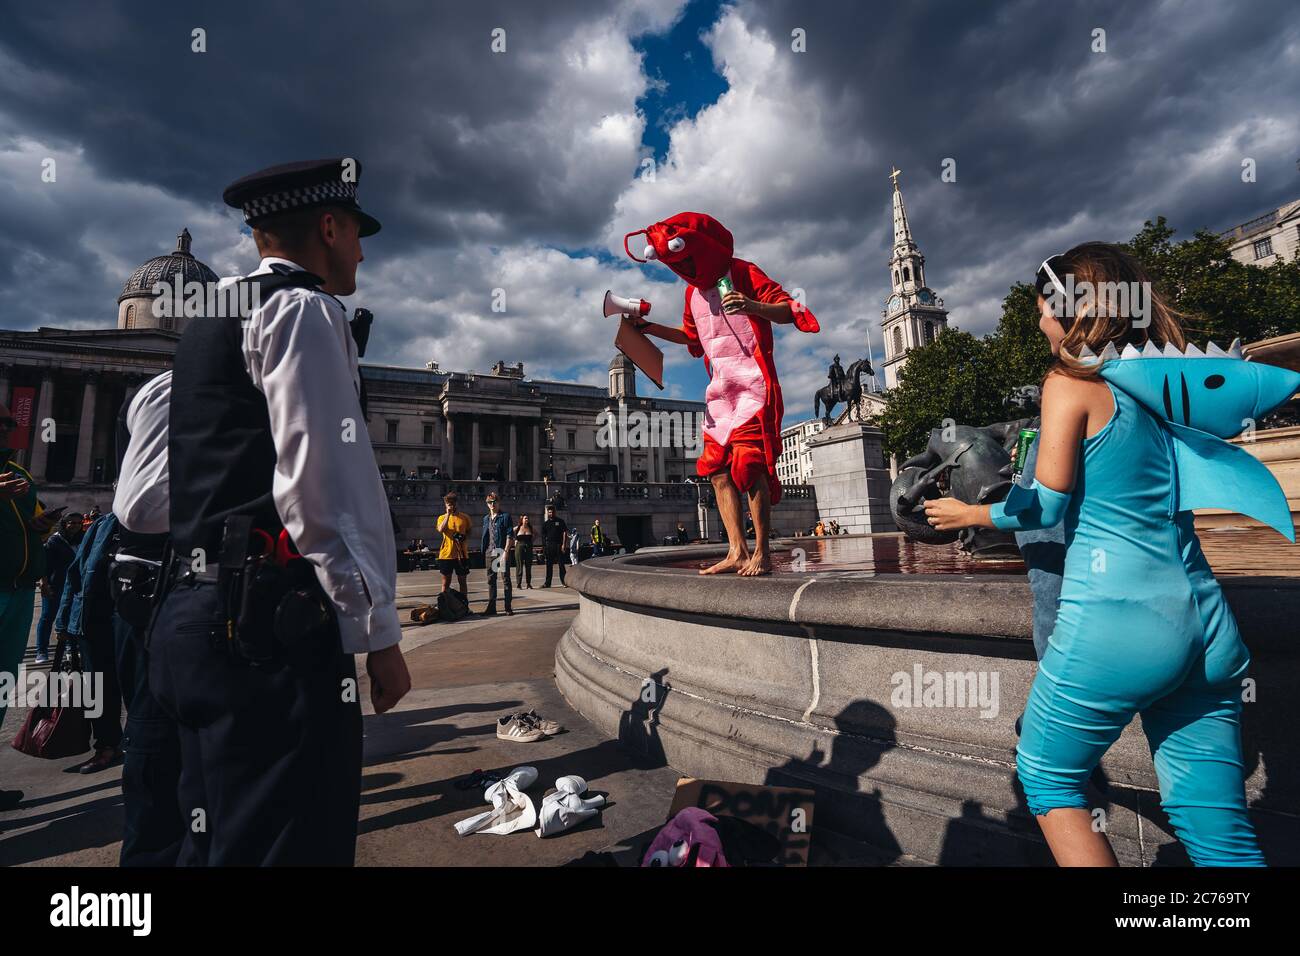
[716,275,735,295]
[1012,428,1038,482]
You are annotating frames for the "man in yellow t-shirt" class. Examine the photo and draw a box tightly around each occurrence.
[436,491,471,599]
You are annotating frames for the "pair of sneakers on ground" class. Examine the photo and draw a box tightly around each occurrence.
[496,709,562,742]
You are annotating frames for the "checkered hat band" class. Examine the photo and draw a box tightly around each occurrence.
[243,181,357,220]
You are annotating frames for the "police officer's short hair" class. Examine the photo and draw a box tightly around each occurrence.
[252,204,353,252]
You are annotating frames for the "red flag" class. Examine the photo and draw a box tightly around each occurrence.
[9,386,36,451]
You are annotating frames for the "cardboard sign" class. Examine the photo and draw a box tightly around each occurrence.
[667,777,815,866]
[614,317,665,390]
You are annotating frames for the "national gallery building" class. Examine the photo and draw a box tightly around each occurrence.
[0,229,707,513]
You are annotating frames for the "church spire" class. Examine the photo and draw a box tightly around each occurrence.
[176,227,193,257]
[880,166,948,390]
[890,167,917,257]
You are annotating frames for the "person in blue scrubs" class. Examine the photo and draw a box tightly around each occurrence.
[925,242,1298,866]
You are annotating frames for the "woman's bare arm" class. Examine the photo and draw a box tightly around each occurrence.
[925,372,1087,530]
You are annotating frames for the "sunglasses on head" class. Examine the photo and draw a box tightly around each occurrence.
[1035,254,1068,299]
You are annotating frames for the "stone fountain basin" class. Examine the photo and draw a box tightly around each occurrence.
[555,534,1300,865]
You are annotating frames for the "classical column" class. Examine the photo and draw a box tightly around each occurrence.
[444,414,454,476]
[606,408,618,467]
[470,419,480,480]
[123,376,144,409]
[531,423,540,481]
[28,372,55,480]
[507,419,518,481]
[74,373,98,483]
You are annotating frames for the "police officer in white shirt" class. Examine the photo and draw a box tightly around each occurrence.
[110,370,186,865]
[148,158,410,866]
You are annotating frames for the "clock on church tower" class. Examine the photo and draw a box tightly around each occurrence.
[880,167,948,390]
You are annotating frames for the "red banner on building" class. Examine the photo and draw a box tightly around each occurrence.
[9,386,36,451]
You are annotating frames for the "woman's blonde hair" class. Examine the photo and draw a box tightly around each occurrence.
[1044,242,1189,380]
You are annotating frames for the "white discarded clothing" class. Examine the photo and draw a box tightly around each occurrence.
[453,766,538,836]
[536,775,605,837]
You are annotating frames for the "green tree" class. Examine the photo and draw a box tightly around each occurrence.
[878,284,1052,459]
[1123,217,1300,344]
[877,329,1006,458]
[985,281,1054,396]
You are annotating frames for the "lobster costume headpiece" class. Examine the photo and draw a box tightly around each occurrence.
[624,212,735,289]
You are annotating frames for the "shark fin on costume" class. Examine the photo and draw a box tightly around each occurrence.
[1088,342,1300,542]
[1096,345,1300,439]
[1166,420,1296,542]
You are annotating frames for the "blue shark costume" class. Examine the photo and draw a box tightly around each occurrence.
[990,340,1300,866]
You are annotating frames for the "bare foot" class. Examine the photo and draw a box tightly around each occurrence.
[738,551,772,576]
[700,550,748,575]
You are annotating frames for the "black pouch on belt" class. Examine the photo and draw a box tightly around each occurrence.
[109,559,161,631]
[274,559,333,656]
[234,557,290,665]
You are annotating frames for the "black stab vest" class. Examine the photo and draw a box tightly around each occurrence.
[167,268,325,560]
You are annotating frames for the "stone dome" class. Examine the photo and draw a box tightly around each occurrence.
[118,229,218,303]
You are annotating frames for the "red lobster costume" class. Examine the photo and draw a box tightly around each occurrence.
[624,212,818,503]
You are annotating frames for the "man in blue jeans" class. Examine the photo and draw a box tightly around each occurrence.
[482,492,514,616]
[1011,431,1065,748]
[54,511,124,774]
[1013,434,1065,661]
[35,513,84,664]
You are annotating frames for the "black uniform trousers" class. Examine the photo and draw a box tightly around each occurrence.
[542,546,566,586]
[147,580,362,866]
[77,622,123,753]
[114,610,185,867]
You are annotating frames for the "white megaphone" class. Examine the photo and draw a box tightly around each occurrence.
[603,290,652,318]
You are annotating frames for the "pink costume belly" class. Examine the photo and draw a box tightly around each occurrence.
[689,283,767,447]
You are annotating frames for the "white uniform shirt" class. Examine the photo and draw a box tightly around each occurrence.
[238,257,400,655]
[112,371,172,535]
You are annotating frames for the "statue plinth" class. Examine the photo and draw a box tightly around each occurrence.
[806,422,897,534]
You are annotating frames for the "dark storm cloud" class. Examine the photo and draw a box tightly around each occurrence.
[741,0,1300,304]
[0,0,658,246]
[0,0,679,357]
[1,0,1297,408]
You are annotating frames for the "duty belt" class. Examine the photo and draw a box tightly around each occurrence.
[166,516,333,666]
